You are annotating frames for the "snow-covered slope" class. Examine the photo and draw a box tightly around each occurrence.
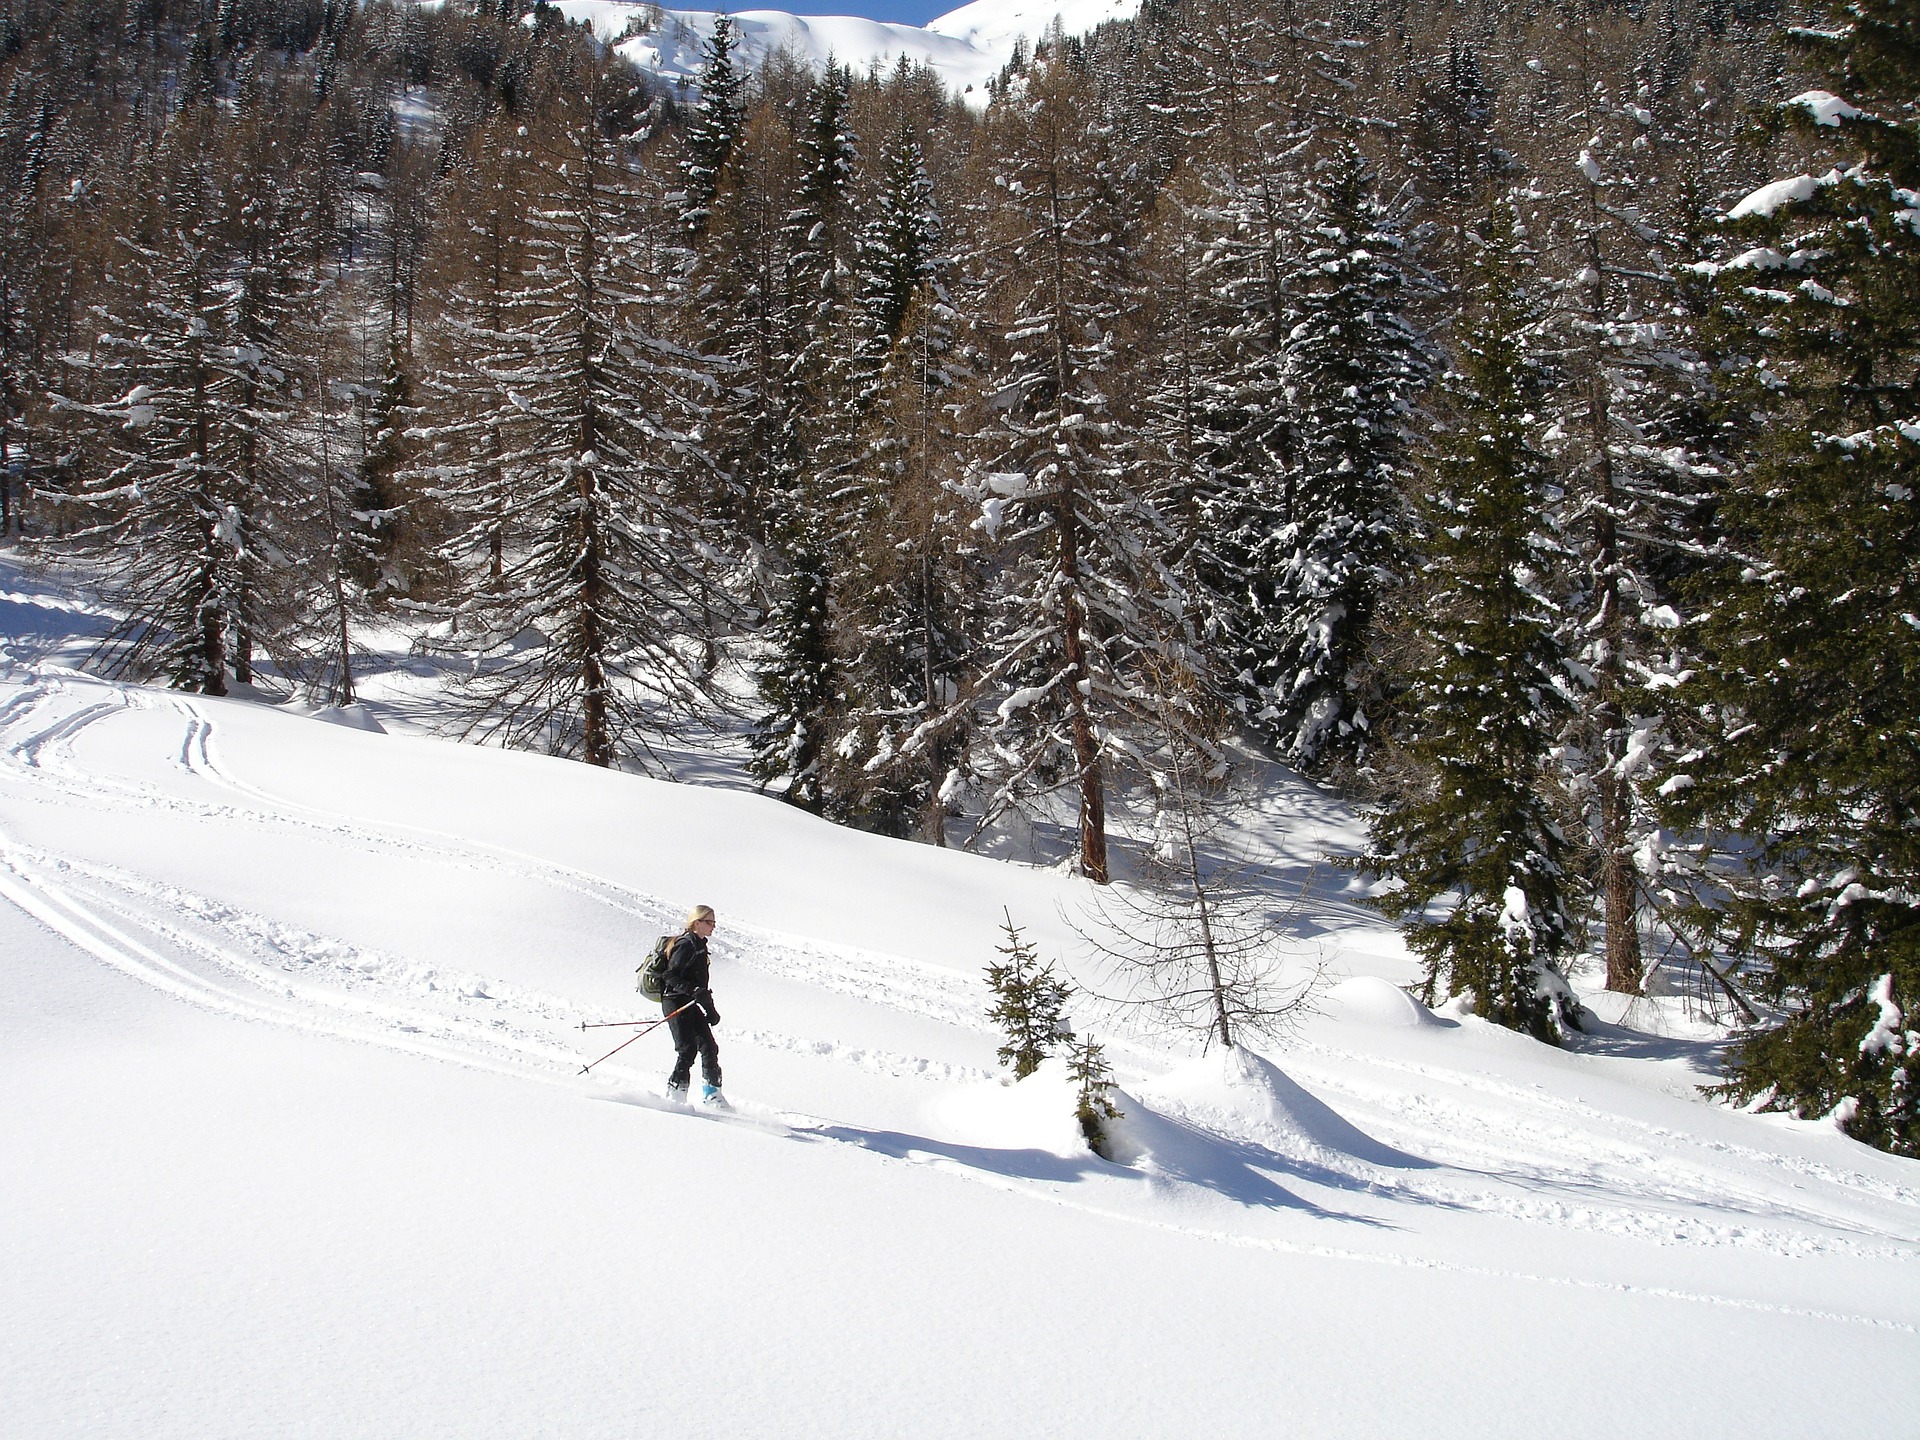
[553,0,1141,99]
[3,553,1918,1438]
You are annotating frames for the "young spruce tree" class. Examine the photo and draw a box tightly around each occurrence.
[985,910,1074,1079]
[1364,200,1581,1043]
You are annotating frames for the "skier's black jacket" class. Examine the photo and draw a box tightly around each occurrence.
[662,931,718,1023]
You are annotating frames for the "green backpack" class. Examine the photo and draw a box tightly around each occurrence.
[636,933,677,1002]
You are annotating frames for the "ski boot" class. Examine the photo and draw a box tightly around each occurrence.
[700,1083,733,1111]
[664,1081,690,1107]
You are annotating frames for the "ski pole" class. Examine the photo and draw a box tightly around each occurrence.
[579,1002,694,1075]
[580,1017,673,1030]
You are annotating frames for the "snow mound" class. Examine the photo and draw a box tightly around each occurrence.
[1324,975,1440,1028]
[929,1059,1095,1159]
[312,703,387,733]
[1139,1045,1420,1172]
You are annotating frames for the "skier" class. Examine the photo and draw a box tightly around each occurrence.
[662,904,727,1108]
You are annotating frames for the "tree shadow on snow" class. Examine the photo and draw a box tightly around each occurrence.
[1562,1011,1734,1080]
[0,587,113,669]
[784,1114,1445,1230]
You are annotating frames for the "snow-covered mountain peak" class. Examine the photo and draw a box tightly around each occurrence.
[551,0,1142,101]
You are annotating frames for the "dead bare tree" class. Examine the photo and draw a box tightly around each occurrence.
[1069,704,1322,1050]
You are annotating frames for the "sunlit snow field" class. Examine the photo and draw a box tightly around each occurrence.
[2,551,1915,1439]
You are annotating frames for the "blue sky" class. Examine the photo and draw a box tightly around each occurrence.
[782,0,955,24]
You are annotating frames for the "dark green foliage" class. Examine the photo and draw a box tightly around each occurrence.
[677,16,746,241]
[985,910,1073,1079]
[855,117,941,365]
[747,525,837,813]
[1259,147,1432,771]
[748,65,860,815]
[354,331,418,596]
[1362,201,1580,1045]
[1664,0,1920,1153]
[825,121,975,841]
[1068,1036,1122,1159]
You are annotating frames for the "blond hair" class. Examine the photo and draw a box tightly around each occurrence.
[685,904,715,931]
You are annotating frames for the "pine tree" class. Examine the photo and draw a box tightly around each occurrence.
[682,101,795,556]
[1364,200,1582,1043]
[1131,163,1295,740]
[55,118,305,694]
[1261,146,1432,772]
[747,524,837,811]
[961,58,1204,882]
[1068,1036,1122,1158]
[1129,17,1366,761]
[1663,0,1920,1153]
[825,119,979,840]
[854,116,942,369]
[419,65,728,770]
[783,61,860,446]
[985,910,1074,1079]
[676,15,747,243]
[747,65,862,814]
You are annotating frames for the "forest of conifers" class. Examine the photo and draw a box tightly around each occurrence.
[0,0,1913,1152]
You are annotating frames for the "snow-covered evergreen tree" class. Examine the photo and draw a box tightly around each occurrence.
[825,119,978,839]
[747,65,862,813]
[1663,0,1920,1153]
[1068,1036,1122,1157]
[1364,200,1581,1043]
[685,102,799,558]
[676,15,747,243]
[747,522,838,811]
[782,61,860,447]
[1261,146,1431,772]
[854,113,940,369]
[1131,162,1293,730]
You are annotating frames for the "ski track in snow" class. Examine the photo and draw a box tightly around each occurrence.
[830,1146,1918,1334]
[1284,1036,1920,1219]
[0,671,1002,1099]
[0,671,983,1026]
[3,664,1918,1317]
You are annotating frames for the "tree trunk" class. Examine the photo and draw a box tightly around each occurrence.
[1181,782,1232,1050]
[200,599,227,697]
[1047,136,1108,885]
[921,552,947,848]
[1584,225,1643,994]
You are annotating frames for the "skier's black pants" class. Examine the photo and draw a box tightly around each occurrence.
[665,1003,721,1090]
